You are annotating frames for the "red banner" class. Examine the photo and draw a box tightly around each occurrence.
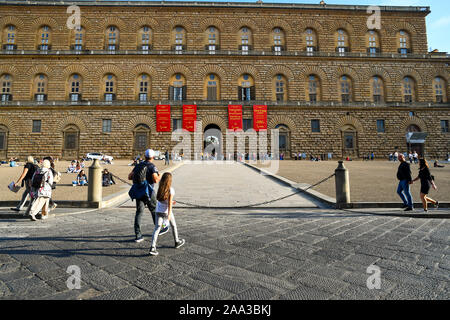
[156,105,171,132]
[253,105,268,131]
[228,105,243,131]
[182,105,197,132]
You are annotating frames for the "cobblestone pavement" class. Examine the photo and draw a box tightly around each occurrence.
[0,206,449,300]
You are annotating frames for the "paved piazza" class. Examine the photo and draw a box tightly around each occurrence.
[0,164,449,300]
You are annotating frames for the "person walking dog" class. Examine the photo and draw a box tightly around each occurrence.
[149,172,185,256]
[396,154,414,211]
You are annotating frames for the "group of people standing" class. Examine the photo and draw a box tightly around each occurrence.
[10,156,60,221]
[396,154,439,212]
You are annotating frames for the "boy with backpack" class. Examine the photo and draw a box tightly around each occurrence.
[128,149,168,243]
[29,159,54,221]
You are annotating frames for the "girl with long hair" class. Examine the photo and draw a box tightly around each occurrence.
[413,159,439,212]
[150,172,185,256]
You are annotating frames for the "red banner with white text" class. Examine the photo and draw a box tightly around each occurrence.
[253,105,268,131]
[228,105,243,131]
[156,105,171,132]
[182,105,197,132]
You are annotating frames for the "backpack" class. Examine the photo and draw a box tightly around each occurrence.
[31,169,47,189]
[132,162,149,184]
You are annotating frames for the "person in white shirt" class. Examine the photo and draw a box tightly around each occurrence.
[29,160,53,221]
[149,172,185,256]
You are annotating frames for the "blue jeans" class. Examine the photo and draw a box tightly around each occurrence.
[397,180,413,208]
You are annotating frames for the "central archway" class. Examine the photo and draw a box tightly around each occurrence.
[203,123,222,159]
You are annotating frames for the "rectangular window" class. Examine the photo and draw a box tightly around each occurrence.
[377,120,385,133]
[70,93,80,102]
[404,95,412,103]
[102,119,112,133]
[436,95,444,103]
[35,94,46,102]
[207,86,217,101]
[65,133,77,150]
[311,119,320,133]
[243,119,253,131]
[105,93,114,101]
[373,95,382,103]
[0,132,5,150]
[174,87,183,101]
[32,120,41,133]
[139,93,147,102]
[172,119,182,132]
[441,120,449,133]
[341,94,350,103]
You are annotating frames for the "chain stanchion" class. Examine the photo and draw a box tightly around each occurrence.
[111,170,336,209]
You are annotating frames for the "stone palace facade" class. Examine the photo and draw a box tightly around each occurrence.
[0,0,449,160]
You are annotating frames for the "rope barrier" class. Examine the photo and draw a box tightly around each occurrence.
[110,169,336,209]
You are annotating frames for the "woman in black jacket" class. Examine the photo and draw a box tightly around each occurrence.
[413,159,439,212]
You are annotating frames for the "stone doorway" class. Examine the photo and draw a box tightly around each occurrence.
[204,123,222,159]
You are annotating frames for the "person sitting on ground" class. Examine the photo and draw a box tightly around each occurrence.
[80,159,85,168]
[102,169,116,186]
[73,170,88,186]
[434,160,445,168]
[67,160,76,173]
[73,161,81,173]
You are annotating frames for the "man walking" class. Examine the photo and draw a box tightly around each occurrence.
[165,149,170,166]
[128,149,168,243]
[397,154,414,211]
[11,156,38,213]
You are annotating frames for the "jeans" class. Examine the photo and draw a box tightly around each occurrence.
[151,212,179,248]
[397,180,413,208]
[17,183,31,210]
[134,191,157,238]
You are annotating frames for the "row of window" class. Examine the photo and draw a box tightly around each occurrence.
[2,24,416,55]
[20,118,450,135]
[1,73,448,103]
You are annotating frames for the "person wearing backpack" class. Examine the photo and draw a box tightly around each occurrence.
[11,156,38,213]
[128,149,168,243]
[29,159,54,221]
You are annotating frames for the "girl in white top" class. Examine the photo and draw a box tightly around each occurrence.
[150,172,185,256]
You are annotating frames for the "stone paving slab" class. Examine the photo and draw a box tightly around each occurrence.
[0,206,448,300]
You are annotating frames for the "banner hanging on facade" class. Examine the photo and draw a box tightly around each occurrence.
[182,105,197,132]
[228,104,243,131]
[253,105,268,131]
[156,105,171,132]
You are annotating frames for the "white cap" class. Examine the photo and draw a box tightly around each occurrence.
[145,149,155,159]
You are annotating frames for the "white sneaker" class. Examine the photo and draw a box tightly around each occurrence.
[41,215,48,220]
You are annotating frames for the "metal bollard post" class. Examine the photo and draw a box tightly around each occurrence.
[335,160,350,209]
[88,159,102,204]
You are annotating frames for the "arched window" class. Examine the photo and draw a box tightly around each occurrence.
[433,77,447,103]
[339,75,352,103]
[272,27,285,55]
[37,25,51,51]
[33,74,48,101]
[308,75,320,102]
[273,74,287,102]
[205,74,220,101]
[172,26,186,53]
[133,124,151,153]
[139,26,152,52]
[169,74,186,101]
[238,27,253,54]
[69,74,82,102]
[398,30,411,54]
[205,26,220,53]
[370,76,384,103]
[366,30,380,54]
[3,25,16,51]
[305,28,317,54]
[137,74,150,101]
[238,74,255,101]
[71,26,85,51]
[402,77,415,103]
[105,26,119,51]
[1,74,12,102]
[336,29,349,54]
[103,74,117,101]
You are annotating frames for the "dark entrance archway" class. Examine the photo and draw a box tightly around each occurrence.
[204,123,222,159]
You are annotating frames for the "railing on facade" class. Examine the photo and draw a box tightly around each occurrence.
[1,100,449,108]
[0,49,447,60]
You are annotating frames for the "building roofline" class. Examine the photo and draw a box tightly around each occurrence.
[0,0,431,14]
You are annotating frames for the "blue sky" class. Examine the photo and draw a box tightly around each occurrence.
[122,0,450,52]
